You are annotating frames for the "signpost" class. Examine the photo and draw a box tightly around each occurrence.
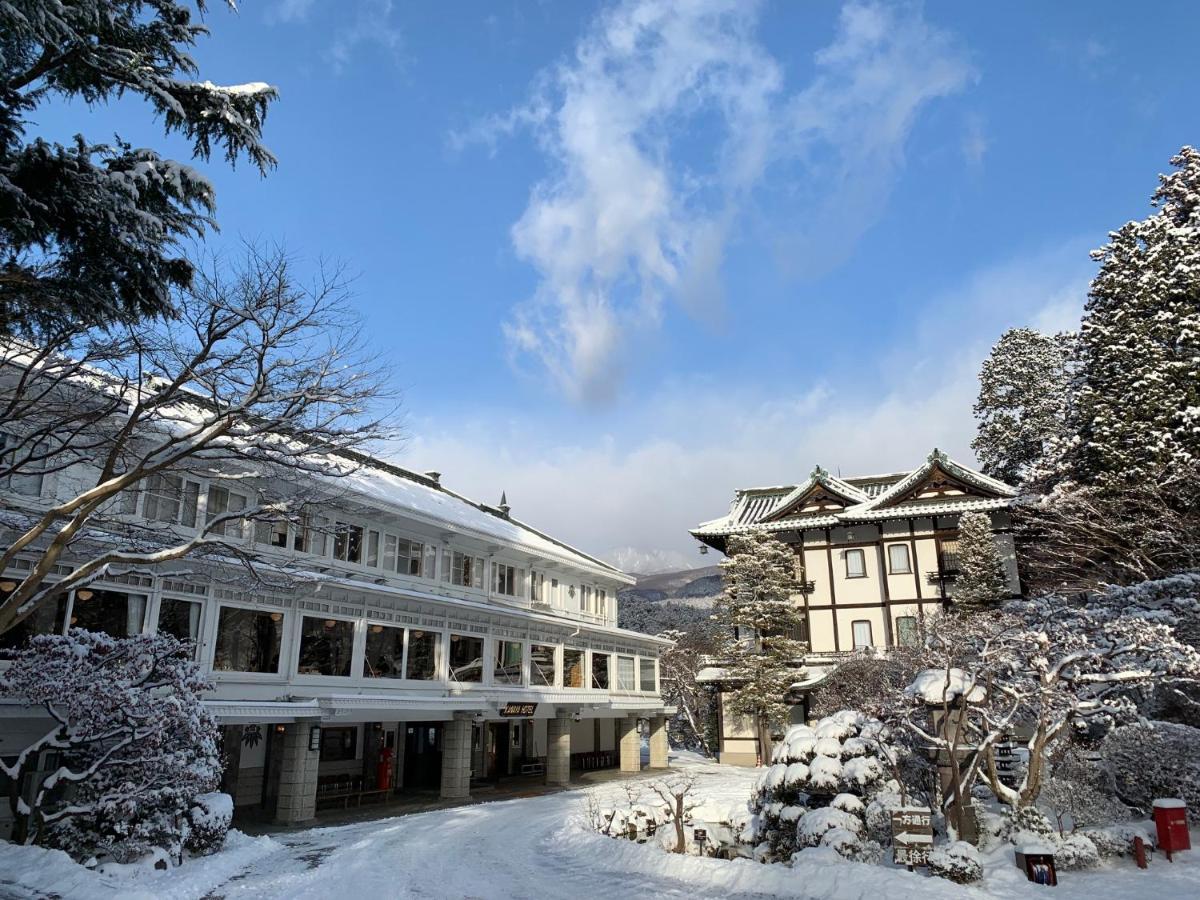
[499,702,537,717]
[891,807,933,869]
[694,827,707,856]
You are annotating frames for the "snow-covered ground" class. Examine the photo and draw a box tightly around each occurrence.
[1,752,1198,900]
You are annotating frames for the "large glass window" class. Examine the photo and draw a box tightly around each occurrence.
[493,563,522,596]
[406,630,438,680]
[365,530,380,567]
[320,727,357,762]
[616,656,635,692]
[70,589,146,638]
[851,620,873,649]
[363,623,404,678]
[530,571,545,604]
[639,658,656,692]
[0,590,66,650]
[213,606,282,673]
[157,597,202,643]
[591,652,610,690]
[142,474,200,527]
[887,544,912,574]
[448,633,484,683]
[332,523,363,564]
[494,640,523,684]
[0,433,45,497]
[896,616,919,648]
[563,649,585,688]
[442,550,483,588]
[297,616,355,677]
[531,644,557,686]
[397,539,423,576]
[206,486,247,538]
[845,548,866,578]
[254,517,289,548]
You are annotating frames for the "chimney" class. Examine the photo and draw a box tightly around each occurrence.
[425,471,441,486]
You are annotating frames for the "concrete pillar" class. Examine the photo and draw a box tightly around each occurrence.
[547,715,572,786]
[619,716,642,773]
[648,715,669,769]
[440,716,473,800]
[274,722,319,825]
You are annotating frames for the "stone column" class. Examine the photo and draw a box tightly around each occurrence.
[648,715,669,769]
[440,716,473,800]
[274,722,319,826]
[546,715,572,786]
[619,716,641,773]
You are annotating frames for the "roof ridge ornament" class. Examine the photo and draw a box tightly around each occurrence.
[928,447,949,464]
[810,464,829,479]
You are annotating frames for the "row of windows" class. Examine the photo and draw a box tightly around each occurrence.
[829,541,962,580]
[848,615,919,649]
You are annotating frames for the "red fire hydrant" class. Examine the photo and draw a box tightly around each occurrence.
[377,746,394,791]
[1153,799,1190,861]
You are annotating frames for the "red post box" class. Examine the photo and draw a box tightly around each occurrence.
[377,746,394,791]
[1153,799,1190,860]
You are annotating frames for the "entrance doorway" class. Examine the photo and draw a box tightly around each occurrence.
[485,722,509,781]
[403,722,443,790]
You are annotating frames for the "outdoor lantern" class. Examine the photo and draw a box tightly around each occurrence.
[274,724,287,735]
[270,612,283,622]
[309,725,321,751]
[0,580,16,592]
[76,589,94,601]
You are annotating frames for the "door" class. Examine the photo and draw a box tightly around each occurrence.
[486,722,509,781]
[402,723,443,790]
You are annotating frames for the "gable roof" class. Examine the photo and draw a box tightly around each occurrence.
[690,449,1016,545]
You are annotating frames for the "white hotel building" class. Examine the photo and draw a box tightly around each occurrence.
[0,448,671,830]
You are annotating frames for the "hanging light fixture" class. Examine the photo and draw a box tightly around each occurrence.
[270,612,283,622]
[0,580,16,592]
[76,589,94,601]
[324,619,336,629]
[370,624,383,634]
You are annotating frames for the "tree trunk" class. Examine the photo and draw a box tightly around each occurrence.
[673,792,686,853]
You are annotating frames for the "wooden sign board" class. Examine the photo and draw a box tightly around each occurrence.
[499,702,537,717]
[891,807,933,867]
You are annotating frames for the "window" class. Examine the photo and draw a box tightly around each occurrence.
[938,538,961,574]
[157,597,202,643]
[332,523,363,564]
[616,656,635,692]
[579,586,593,614]
[70,589,146,638]
[531,644,557,686]
[292,513,326,555]
[530,571,545,604]
[591,652,610,690]
[423,545,437,578]
[442,550,483,588]
[365,530,380,567]
[254,517,289,548]
[887,544,911,574]
[143,474,200,526]
[363,623,404,678]
[494,640,523,684]
[205,486,247,538]
[492,562,522,596]
[851,620,873,649]
[448,633,484,682]
[597,589,607,620]
[297,616,355,677]
[213,606,282,673]
[639,658,656,693]
[395,538,423,576]
[0,432,45,497]
[563,649,585,688]
[406,630,438,680]
[845,548,866,578]
[320,727,357,762]
[0,592,65,650]
[896,616,919,648]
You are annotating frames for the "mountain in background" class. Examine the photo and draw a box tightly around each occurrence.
[604,546,702,575]
[618,564,723,607]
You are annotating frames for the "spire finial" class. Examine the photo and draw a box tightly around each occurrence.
[498,491,511,517]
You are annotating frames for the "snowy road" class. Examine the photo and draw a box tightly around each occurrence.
[3,754,1199,900]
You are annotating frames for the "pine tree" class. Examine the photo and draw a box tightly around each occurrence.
[715,529,807,762]
[972,328,1073,486]
[1063,146,1200,490]
[952,512,1007,610]
[0,1,278,336]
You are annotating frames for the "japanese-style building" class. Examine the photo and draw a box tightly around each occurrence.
[690,449,1020,765]
[0,439,670,833]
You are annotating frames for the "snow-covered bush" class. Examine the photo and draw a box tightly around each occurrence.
[1055,834,1100,870]
[750,711,895,862]
[1100,721,1200,822]
[928,841,982,884]
[1082,823,1151,860]
[184,793,233,857]
[0,631,221,865]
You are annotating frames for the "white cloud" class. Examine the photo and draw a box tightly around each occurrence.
[328,0,406,74]
[461,0,974,404]
[393,242,1092,567]
[264,0,315,25]
[961,114,989,166]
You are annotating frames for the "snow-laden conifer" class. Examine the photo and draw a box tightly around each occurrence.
[952,511,1008,610]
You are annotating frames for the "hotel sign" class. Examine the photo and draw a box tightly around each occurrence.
[499,702,538,717]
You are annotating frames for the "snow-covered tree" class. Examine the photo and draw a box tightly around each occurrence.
[1040,745,1128,835]
[0,630,220,862]
[952,511,1008,611]
[655,627,718,754]
[0,1,278,336]
[1100,721,1200,822]
[972,328,1073,485]
[714,529,807,761]
[0,245,393,637]
[808,654,916,720]
[748,711,898,862]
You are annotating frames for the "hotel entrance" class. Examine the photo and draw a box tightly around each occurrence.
[402,722,443,790]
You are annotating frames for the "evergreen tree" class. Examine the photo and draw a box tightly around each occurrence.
[715,529,807,762]
[972,327,1073,485]
[1063,146,1200,490]
[0,1,277,336]
[952,512,1007,610]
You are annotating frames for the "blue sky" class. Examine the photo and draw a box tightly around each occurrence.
[44,1,1200,569]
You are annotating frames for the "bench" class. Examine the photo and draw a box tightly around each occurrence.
[315,775,391,810]
[520,760,546,775]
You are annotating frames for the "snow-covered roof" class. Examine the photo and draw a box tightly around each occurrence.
[691,449,1016,544]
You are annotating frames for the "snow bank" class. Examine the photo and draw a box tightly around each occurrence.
[907,668,986,704]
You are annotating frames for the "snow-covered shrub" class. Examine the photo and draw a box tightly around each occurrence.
[1082,823,1151,860]
[184,793,233,857]
[1055,834,1100,870]
[928,841,982,884]
[1005,806,1058,847]
[0,631,221,864]
[750,711,895,862]
[1101,721,1200,822]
